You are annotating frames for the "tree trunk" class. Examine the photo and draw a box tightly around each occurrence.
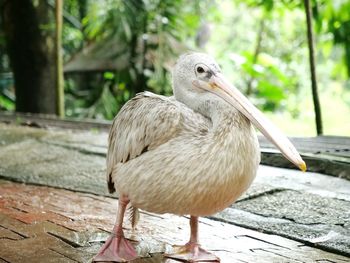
[2,0,58,114]
[56,0,64,117]
[304,0,323,135]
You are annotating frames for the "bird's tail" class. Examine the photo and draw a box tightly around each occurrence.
[127,205,140,230]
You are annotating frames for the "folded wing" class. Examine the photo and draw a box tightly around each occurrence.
[106,91,209,193]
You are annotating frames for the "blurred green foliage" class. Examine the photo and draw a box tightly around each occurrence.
[0,0,349,135]
[62,0,211,119]
[206,0,349,126]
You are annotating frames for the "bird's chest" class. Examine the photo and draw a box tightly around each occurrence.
[116,119,260,216]
[182,127,260,216]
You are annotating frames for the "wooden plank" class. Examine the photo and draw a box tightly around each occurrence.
[1,112,349,166]
[1,180,349,263]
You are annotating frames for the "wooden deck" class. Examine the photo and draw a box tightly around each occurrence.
[1,180,349,263]
[0,113,349,262]
[259,135,350,179]
[0,112,349,179]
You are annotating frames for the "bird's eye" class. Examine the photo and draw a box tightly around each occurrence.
[196,66,205,73]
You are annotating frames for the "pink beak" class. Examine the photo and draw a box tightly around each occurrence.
[194,73,306,172]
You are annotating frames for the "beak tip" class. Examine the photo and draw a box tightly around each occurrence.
[299,161,307,172]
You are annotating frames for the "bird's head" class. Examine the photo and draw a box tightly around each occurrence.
[172,52,306,172]
[173,53,220,103]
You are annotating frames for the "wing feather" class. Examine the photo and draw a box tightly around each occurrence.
[106,92,189,193]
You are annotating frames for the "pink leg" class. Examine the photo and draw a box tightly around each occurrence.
[165,216,220,262]
[93,196,137,262]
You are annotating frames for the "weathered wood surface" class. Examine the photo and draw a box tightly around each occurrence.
[259,136,350,179]
[0,121,350,262]
[0,112,349,178]
[0,180,349,263]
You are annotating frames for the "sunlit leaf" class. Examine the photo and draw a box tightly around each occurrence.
[0,95,15,110]
[257,80,286,102]
[104,72,115,80]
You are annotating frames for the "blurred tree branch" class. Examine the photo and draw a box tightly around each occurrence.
[304,0,323,135]
[246,17,265,96]
[56,0,64,117]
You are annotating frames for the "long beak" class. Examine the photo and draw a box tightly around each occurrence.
[193,73,306,172]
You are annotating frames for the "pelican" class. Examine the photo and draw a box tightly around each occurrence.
[94,52,306,262]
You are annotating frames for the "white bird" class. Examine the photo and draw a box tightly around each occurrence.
[94,52,306,262]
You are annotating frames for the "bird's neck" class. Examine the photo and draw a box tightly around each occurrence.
[204,99,250,134]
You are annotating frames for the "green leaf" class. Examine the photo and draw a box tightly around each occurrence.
[0,95,15,111]
[257,80,286,102]
[104,72,115,80]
